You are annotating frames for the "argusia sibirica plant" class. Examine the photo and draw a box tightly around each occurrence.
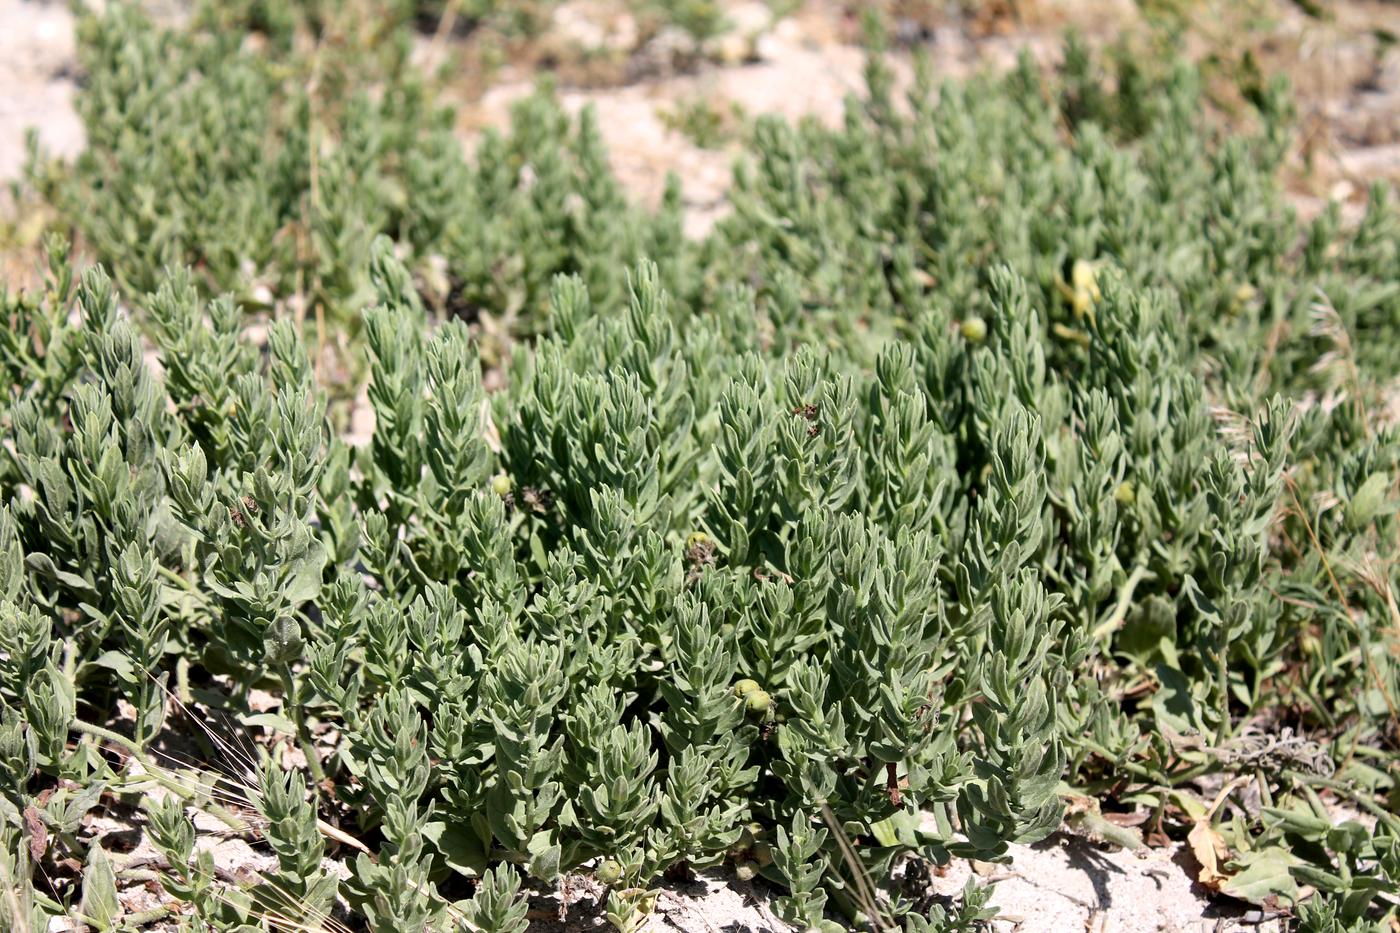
[39,1,683,343]
[3,221,1398,929]
[707,31,1400,397]
[4,19,1400,933]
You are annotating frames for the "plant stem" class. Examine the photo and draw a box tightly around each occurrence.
[1284,770,1400,833]
[1216,643,1234,744]
[1077,738,1170,785]
[1091,561,1150,641]
[126,905,175,925]
[70,718,246,831]
[278,664,326,784]
[156,563,211,608]
[176,655,193,706]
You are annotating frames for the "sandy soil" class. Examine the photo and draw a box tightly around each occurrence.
[934,836,1284,933]
[516,835,1287,933]
[459,1,1088,236]
[6,0,1398,217]
[0,0,84,182]
[83,812,1286,933]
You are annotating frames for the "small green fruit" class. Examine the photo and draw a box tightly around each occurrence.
[685,530,710,550]
[596,859,623,885]
[1113,481,1135,506]
[959,316,987,343]
[1227,283,1256,317]
[751,842,773,867]
[745,690,772,715]
[733,679,760,698]
[735,860,758,881]
[491,473,513,497]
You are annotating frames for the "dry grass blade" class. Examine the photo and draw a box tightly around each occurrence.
[819,802,893,932]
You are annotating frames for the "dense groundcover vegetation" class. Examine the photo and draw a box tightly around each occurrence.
[32,0,687,338]
[3,3,1400,932]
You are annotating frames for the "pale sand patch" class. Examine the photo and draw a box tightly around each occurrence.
[0,0,83,181]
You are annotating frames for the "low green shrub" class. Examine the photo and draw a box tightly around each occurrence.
[445,88,687,337]
[42,2,678,343]
[51,0,446,317]
[708,35,1399,396]
[2,218,1397,928]
[3,10,1399,932]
